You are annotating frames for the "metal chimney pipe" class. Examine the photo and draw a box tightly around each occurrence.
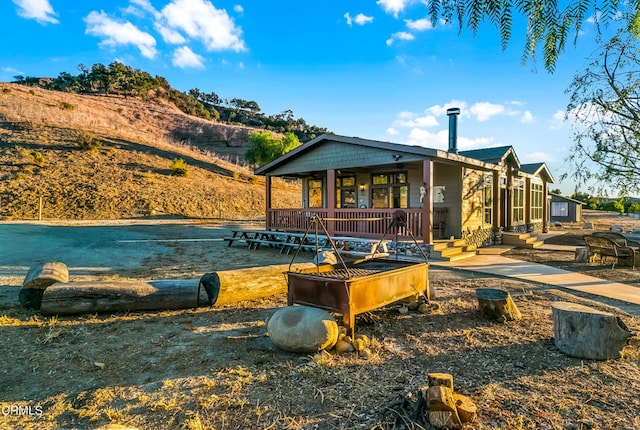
[446,107,460,154]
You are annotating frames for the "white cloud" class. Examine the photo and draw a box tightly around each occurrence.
[405,18,433,31]
[344,12,374,26]
[523,152,556,163]
[386,127,400,135]
[234,5,244,14]
[393,111,439,128]
[521,111,535,123]
[156,24,187,44]
[549,109,566,130]
[13,0,58,24]
[386,31,415,46]
[377,0,413,17]
[161,0,246,52]
[172,46,205,69]
[85,11,158,59]
[469,102,505,122]
[404,128,493,150]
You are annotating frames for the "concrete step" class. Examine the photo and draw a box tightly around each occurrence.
[502,234,532,245]
[527,240,544,249]
[432,239,466,251]
[445,251,478,262]
[433,247,463,259]
[502,232,531,240]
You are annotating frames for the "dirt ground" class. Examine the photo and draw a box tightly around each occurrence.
[1,211,639,430]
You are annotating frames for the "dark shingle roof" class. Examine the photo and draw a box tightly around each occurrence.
[458,146,515,164]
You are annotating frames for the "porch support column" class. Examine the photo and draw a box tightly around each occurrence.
[265,175,272,230]
[525,177,531,226]
[422,159,433,244]
[326,169,336,236]
[492,171,500,228]
[506,166,514,230]
[543,181,549,232]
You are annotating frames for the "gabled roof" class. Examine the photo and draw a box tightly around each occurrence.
[255,133,496,175]
[458,146,519,166]
[519,163,555,183]
[550,192,585,205]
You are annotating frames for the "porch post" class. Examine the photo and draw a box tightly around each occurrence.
[543,181,549,232]
[492,171,500,228]
[422,159,433,244]
[506,166,514,230]
[525,177,531,226]
[326,169,336,236]
[265,175,272,230]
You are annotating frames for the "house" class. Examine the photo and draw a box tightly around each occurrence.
[255,109,554,248]
[549,193,584,223]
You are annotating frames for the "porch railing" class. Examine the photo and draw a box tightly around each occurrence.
[266,208,428,239]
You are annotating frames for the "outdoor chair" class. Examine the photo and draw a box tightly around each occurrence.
[583,234,639,270]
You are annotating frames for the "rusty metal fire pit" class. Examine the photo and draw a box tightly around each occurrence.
[286,259,428,335]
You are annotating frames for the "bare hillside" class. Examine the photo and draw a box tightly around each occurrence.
[0,83,300,220]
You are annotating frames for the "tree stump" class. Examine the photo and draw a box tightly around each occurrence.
[574,247,589,263]
[19,262,69,310]
[476,288,522,322]
[552,301,633,360]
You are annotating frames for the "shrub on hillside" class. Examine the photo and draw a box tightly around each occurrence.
[77,131,102,151]
[599,199,624,213]
[30,151,45,166]
[171,158,188,176]
[59,101,75,110]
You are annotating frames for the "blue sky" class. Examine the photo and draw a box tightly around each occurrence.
[0,0,621,194]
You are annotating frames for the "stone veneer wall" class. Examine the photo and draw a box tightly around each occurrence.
[462,227,494,248]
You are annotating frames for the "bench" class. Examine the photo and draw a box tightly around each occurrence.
[582,234,639,269]
[592,231,640,247]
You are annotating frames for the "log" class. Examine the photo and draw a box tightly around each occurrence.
[453,393,477,423]
[476,288,522,322]
[19,262,69,310]
[552,301,634,360]
[40,279,201,315]
[427,373,454,390]
[199,263,317,306]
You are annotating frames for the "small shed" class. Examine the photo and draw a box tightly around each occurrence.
[549,193,584,223]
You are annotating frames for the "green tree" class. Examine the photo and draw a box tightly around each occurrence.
[245,131,300,166]
[563,30,640,195]
[420,0,638,72]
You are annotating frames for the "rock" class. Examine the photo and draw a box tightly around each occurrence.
[335,339,355,353]
[632,228,640,234]
[610,225,624,233]
[553,221,563,227]
[313,251,337,265]
[583,222,594,229]
[267,306,339,353]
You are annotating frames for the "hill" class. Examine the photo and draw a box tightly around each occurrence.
[0,83,300,220]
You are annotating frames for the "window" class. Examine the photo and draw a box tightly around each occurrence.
[512,179,525,223]
[371,172,408,208]
[551,202,568,217]
[530,182,543,221]
[308,179,323,208]
[336,175,357,208]
[483,174,493,225]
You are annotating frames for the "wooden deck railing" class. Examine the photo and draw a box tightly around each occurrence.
[266,208,446,240]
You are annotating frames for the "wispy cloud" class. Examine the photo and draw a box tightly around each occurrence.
[84,11,158,59]
[234,5,244,14]
[344,12,374,26]
[172,46,205,69]
[12,0,58,24]
[386,31,414,46]
[469,102,506,122]
[405,128,494,150]
[523,151,556,163]
[392,111,439,128]
[521,111,535,123]
[377,0,413,18]
[549,109,566,130]
[405,17,433,31]
[161,0,246,52]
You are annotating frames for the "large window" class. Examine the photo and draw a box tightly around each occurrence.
[308,179,323,208]
[336,175,357,208]
[551,202,568,217]
[530,182,543,221]
[483,174,493,225]
[371,172,408,209]
[512,179,525,223]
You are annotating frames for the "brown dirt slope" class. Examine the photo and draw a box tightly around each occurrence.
[0,83,299,220]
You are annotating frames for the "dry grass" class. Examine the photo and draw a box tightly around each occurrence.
[0,83,300,220]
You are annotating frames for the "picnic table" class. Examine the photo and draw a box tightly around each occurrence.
[224,229,391,257]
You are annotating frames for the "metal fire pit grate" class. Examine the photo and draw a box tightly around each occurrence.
[304,262,414,280]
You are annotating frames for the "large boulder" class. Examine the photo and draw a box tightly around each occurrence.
[267,306,339,353]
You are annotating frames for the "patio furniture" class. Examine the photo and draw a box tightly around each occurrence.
[582,234,639,269]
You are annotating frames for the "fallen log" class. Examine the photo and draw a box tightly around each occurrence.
[19,262,69,310]
[552,301,633,360]
[476,288,522,322]
[40,279,200,316]
[199,263,318,306]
